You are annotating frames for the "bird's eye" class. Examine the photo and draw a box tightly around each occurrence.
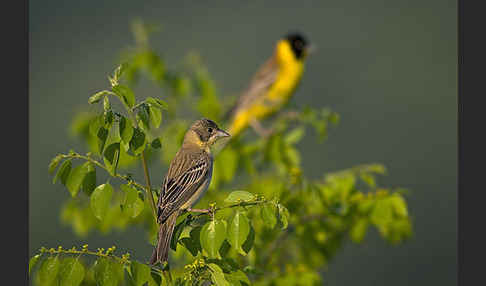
[207,128,213,133]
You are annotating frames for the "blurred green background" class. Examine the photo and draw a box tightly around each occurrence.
[29,0,456,285]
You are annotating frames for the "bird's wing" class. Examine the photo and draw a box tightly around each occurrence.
[224,56,279,119]
[157,150,211,223]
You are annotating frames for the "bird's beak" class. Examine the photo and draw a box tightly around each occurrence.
[216,128,231,138]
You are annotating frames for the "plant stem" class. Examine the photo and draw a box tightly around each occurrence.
[36,246,166,276]
[141,151,158,221]
[63,151,159,222]
[38,248,128,264]
[189,199,270,218]
[63,152,147,191]
[119,92,158,222]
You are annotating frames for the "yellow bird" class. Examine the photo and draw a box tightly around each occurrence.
[225,33,312,137]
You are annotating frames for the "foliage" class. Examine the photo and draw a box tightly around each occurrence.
[30,20,412,285]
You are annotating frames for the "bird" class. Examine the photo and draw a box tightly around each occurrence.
[149,118,230,265]
[225,32,312,137]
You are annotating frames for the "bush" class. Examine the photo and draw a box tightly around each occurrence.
[29,20,412,286]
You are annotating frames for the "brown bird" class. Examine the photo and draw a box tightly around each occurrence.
[149,118,230,265]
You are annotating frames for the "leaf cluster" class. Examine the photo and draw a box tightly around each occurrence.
[31,20,413,286]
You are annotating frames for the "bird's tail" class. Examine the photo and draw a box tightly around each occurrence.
[149,211,180,265]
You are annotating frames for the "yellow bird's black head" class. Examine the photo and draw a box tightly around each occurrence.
[189,118,231,146]
[285,33,310,59]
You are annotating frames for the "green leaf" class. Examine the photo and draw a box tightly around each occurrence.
[97,127,109,154]
[171,75,192,97]
[150,270,163,286]
[29,254,41,275]
[88,90,110,104]
[241,224,255,254]
[350,218,369,243]
[360,173,376,187]
[119,116,134,148]
[66,163,90,197]
[170,218,189,251]
[225,270,250,286]
[130,261,151,286]
[285,146,301,167]
[90,183,114,220]
[82,162,96,196]
[112,84,136,108]
[93,258,123,286]
[137,104,151,130]
[148,106,162,129]
[48,155,63,174]
[151,138,161,149]
[121,184,145,218]
[53,159,72,185]
[224,191,255,204]
[104,110,114,126]
[227,210,250,255]
[207,263,230,286]
[261,203,277,229]
[218,239,231,258]
[124,268,136,286]
[38,256,60,286]
[89,115,103,137]
[370,198,393,227]
[390,194,408,217]
[145,97,168,110]
[103,143,120,176]
[179,226,202,256]
[58,257,85,286]
[284,126,305,144]
[200,219,226,259]
[277,203,290,230]
[129,128,146,155]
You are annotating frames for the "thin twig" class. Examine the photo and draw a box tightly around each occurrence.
[141,151,158,221]
[188,199,270,219]
[35,246,167,276]
[62,152,147,191]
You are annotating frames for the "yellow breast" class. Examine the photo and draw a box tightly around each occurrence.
[229,40,304,136]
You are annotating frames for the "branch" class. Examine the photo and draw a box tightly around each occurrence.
[34,245,166,276]
[115,91,159,222]
[37,245,129,265]
[60,152,148,194]
[187,198,270,218]
[215,199,270,211]
[141,151,158,222]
